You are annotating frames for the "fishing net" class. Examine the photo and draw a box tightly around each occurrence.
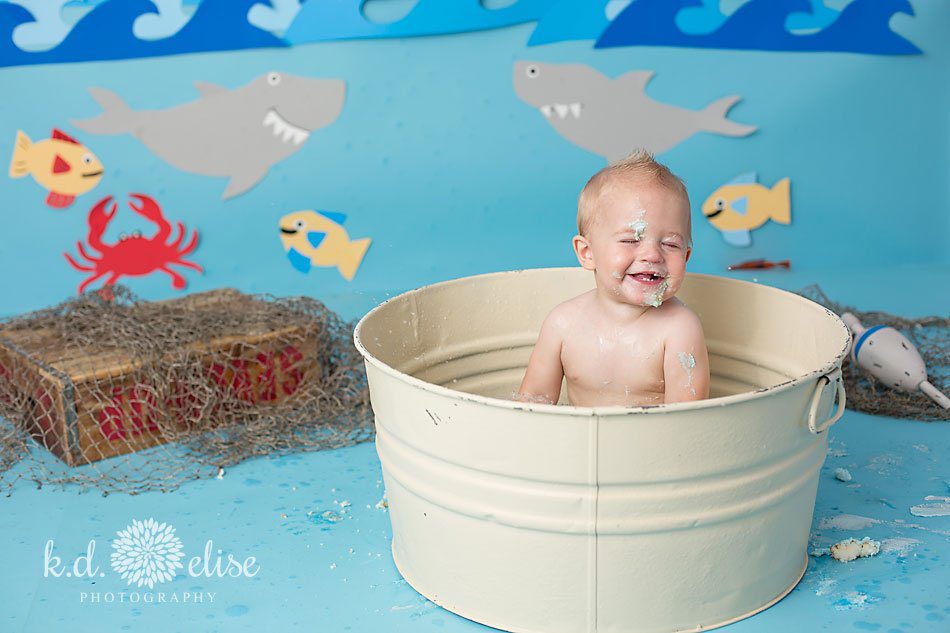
[797,285,949,422]
[0,286,373,495]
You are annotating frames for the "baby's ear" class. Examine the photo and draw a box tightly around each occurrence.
[572,234,596,270]
[685,246,692,263]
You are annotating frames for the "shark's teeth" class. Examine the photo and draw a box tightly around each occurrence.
[262,109,310,145]
[540,102,582,120]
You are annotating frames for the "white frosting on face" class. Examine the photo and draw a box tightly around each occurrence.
[645,278,669,307]
[627,210,648,240]
[610,270,624,279]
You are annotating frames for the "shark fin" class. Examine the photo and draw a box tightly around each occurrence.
[699,96,757,137]
[306,231,326,249]
[615,70,655,94]
[194,81,228,98]
[317,210,346,225]
[769,178,792,224]
[722,230,752,247]
[731,196,749,216]
[728,172,757,186]
[221,165,268,199]
[286,247,312,273]
[338,238,371,281]
[71,88,136,135]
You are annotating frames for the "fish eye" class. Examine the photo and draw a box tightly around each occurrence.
[294,220,305,229]
[525,64,540,78]
[82,154,93,164]
[267,72,281,86]
[715,199,725,209]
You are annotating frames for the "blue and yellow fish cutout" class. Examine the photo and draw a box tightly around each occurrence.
[701,172,791,247]
[279,210,370,281]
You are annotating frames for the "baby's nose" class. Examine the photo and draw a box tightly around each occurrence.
[638,241,663,262]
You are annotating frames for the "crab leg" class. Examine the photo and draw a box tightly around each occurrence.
[169,259,203,272]
[76,242,101,263]
[77,271,108,294]
[158,265,188,290]
[169,222,186,249]
[64,252,96,272]
[178,230,199,256]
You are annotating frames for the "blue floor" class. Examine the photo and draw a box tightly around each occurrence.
[2,264,948,633]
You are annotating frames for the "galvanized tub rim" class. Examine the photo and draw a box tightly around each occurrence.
[353,267,852,415]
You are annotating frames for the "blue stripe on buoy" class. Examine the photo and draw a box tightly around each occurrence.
[854,325,887,360]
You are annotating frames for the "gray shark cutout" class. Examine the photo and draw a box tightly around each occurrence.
[73,72,345,199]
[513,61,756,162]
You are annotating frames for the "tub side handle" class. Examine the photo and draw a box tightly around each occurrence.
[807,368,846,434]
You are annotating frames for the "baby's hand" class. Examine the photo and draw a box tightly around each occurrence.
[662,308,710,403]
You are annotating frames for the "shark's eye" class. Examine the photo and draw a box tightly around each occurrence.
[294,220,305,229]
[267,72,281,86]
[525,64,540,78]
[82,154,93,164]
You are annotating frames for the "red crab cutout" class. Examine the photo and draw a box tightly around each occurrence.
[64,194,202,294]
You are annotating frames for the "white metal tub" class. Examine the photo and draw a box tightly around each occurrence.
[354,268,849,633]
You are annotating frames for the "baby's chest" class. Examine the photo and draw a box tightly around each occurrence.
[560,330,666,391]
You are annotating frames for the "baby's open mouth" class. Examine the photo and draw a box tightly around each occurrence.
[627,272,666,285]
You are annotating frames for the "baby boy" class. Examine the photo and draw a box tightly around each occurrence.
[517,150,710,407]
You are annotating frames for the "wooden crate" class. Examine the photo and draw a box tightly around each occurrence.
[0,289,320,466]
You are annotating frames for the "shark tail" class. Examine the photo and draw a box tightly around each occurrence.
[769,178,792,224]
[339,238,371,281]
[699,96,757,138]
[9,131,31,178]
[71,88,137,135]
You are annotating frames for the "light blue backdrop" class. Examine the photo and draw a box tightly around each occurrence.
[0,0,947,322]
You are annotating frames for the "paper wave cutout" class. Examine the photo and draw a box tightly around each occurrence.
[595,0,921,55]
[0,0,285,69]
[285,0,549,44]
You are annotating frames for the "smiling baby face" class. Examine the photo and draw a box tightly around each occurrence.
[575,175,692,308]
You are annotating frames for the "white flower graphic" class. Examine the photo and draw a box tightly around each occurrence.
[110,518,184,588]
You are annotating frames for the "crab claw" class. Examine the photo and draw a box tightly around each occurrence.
[127,193,163,222]
[128,193,171,241]
[88,196,117,229]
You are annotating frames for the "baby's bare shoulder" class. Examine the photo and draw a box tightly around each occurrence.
[656,298,704,333]
[543,290,595,331]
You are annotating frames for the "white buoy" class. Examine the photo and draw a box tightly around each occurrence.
[841,312,949,409]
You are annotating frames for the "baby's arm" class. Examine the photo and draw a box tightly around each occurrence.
[662,309,710,403]
[516,311,566,405]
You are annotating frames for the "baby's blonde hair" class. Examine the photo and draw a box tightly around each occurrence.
[577,149,691,244]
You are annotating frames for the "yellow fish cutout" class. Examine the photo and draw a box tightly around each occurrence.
[9,129,104,208]
[701,172,791,247]
[279,210,371,281]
